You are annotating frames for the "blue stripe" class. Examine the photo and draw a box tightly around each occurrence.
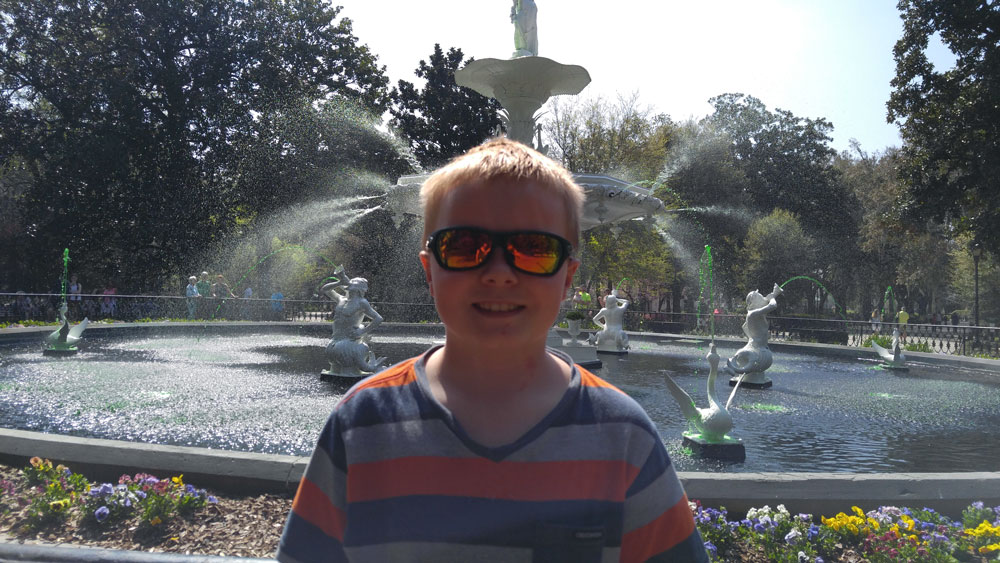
[627,440,673,497]
[646,527,710,563]
[344,496,624,548]
[278,511,348,563]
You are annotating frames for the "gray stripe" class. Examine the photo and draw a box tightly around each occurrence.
[344,419,656,467]
[508,422,656,466]
[344,418,478,463]
[623,463,687,533]
[302,446,346,509]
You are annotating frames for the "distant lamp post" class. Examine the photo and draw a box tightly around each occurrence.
[972,242,982,328]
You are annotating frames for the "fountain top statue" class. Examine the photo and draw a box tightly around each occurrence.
[510,0,538,57]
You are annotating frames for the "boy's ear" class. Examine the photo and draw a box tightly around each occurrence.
[419,250,434,297]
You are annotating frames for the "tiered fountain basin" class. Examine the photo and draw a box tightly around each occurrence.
[1,323,998,517]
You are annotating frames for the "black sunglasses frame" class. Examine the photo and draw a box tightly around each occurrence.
[426,226,574,277]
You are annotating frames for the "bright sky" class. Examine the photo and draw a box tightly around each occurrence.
[336,0,955,154]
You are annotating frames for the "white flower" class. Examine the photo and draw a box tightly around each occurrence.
[785,528,802,544]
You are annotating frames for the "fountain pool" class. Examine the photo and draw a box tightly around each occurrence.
[1,324,998,473]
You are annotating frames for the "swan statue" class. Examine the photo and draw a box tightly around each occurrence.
[663,342,739,443]
[44,303,89,355]
[870,328,907,369]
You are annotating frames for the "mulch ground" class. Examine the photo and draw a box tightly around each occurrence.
[0,463,291,558]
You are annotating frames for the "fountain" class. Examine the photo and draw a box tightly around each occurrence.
[42,249,89,357]
[726,283,783,389]
[870,327,908,370]
[3,2,999,527]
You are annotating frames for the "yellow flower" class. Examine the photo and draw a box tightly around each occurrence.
[965,520,1000,538]
[29,456,42,468]
[171,475,184,486]
[852,506,865,519]
[150,516,162,526]
[979,543,1000,554]
[49,499,71,512]
[867,518,880,531]
[900,514,915,531]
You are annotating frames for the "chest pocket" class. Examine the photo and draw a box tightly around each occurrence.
[533,524,605,563]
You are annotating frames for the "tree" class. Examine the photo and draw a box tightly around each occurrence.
[655,120,752,301]
[0,0,390,291]
[388,44,504,169]
[706,93,860,313]
[887,0,1000,256]
[544,92,674,183]
[739,210,817,313]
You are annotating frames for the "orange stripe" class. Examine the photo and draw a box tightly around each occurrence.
[291,477,346,541]
[339,359,417,404]
[580,369,627,394]
[620,494,696,563]
[348,457,640,503]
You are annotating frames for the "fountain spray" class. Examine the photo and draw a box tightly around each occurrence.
[698,246,714,339]
[60,249,70,310]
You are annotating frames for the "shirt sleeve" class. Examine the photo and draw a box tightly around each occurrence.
[620,441,709,563]
[277,414,349,563]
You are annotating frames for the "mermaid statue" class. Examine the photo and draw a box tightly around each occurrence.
[727,283,782,388]
[320,267,386,378]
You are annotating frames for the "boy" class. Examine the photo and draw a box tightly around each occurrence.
[278,139,707,562]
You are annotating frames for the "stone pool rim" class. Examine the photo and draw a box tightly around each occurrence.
[2,321,998,519]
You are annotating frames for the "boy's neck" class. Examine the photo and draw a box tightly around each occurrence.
[424,341,573,447]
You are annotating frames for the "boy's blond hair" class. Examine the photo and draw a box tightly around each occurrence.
[420,138,585,247]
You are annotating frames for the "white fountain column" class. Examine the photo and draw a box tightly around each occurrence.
[455,56,590,146]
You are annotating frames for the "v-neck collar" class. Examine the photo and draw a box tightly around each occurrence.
[413,345,581,462]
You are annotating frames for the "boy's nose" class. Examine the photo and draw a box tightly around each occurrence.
[479,249,517,286]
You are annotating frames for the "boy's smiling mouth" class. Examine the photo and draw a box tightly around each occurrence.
[473,302,524,313]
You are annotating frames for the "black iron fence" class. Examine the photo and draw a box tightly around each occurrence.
[2,293,996,358]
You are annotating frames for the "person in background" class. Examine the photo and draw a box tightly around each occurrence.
[100,281,117,319]
[196,272,212,318]
[68,274,83,318]
[270,290,285,321]
[185,276,200,319]
[896,306,909,343]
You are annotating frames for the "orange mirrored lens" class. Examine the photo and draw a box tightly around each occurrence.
[438,230,492,269]
[507,233,561,274]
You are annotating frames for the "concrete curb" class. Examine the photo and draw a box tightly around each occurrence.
[0,540,273,562]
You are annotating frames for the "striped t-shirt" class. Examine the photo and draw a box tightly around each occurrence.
[278,347,707,562]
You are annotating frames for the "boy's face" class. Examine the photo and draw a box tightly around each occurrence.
[420,178,579,353]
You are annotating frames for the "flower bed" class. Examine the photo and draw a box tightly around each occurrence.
[1,459,999,560]
[693,500,1000,562]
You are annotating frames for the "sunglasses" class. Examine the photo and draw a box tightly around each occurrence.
[426,226,573,276]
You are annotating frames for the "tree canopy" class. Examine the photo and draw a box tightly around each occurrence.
[388,44,504,169]
[887,0,1000,256]
[0,0,392,290]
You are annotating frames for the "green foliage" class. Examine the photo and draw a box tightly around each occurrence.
[888,0,1000,256]
[564,309,586,321]
[544,92,674,183]
[389,45,504,169]
[20,458,89,528]
[577,220,674,301]
[740,210,816,307]
[0,0,391,291]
